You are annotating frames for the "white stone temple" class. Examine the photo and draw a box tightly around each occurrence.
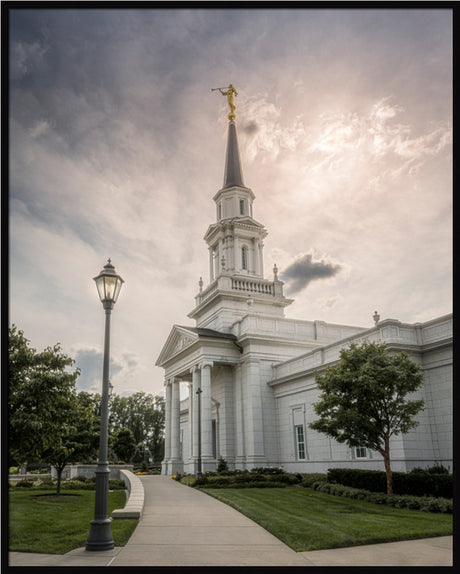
[156,98,452,476]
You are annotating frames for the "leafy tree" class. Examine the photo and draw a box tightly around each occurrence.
[112,428,137,462]
[42,393,99,494]
[109,392,165,462]
[8,325,81,466]
[309,341,424,494]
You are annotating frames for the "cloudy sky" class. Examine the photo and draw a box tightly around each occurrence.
[9,7,452,398]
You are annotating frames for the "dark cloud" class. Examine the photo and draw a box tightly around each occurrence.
[242,120,259,135]
[281,253,342,295]
[75,347,123,392]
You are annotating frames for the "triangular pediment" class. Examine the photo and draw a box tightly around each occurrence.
[204,217,265,242]
[155,325,199,366]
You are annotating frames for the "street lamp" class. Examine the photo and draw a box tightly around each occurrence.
[86,259,124,552]
[196,387,202,477]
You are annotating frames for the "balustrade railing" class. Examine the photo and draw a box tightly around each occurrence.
[231,277,274,295]
[197,275,277,305]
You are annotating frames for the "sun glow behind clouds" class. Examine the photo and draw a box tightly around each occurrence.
[9,8,452,396]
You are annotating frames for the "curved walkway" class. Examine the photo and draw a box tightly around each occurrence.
[9,475,453,567]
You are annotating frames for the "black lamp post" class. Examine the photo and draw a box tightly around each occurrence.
[196,387,202,477]
[86,259,124,552]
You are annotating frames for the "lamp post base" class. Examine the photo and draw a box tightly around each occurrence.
[86,519,114,551]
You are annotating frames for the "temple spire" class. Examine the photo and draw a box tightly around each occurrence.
[223,120,244,189]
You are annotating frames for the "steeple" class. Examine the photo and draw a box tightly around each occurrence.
[188,86,293,331]
[223,121,245,189]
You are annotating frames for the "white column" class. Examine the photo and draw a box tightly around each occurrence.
[258,241,264,278]
[162,379,172,474]
[170,378,180,461]
[201,362,214,462]
[209,247,214,282]
[243,358,266,467]
[253,238,260,275]
[234,363,245,467]
[192,366,200,459]
[188,382,193,464]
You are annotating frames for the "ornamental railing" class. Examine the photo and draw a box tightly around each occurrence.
[231,277,274,295]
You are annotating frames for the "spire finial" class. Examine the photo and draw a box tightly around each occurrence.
[273,263,278,281]
[212,84,238,121]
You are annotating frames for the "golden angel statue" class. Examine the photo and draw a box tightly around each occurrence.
[212,84,238,120]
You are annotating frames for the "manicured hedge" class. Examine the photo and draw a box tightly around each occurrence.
[327,468,452,499]
[179,471,301,488]
[9,478,126,491]
[312,481,452,513]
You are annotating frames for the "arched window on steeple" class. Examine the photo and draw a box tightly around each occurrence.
[241,246,248,270]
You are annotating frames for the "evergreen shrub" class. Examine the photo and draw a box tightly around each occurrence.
[300,473,328,487]
[311,481,452,513]
[327,467,452,498]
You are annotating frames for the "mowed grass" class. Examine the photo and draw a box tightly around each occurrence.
[201,487,453,552]
[9,489,138,554]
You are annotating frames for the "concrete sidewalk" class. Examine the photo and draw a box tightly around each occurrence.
[8,475,453,567]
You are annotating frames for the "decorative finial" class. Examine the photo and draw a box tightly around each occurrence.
[373,310,380,325]
[273,263,278,281]
[212,84,238,121]
[199,277,203,293]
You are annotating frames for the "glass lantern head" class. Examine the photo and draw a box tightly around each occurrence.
[93,259,124,305]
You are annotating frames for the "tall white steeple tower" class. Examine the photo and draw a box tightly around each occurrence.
[188,86,292,331]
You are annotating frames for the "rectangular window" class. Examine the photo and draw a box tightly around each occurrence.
[355,446,367,458]
[218,203,222,220]
[295,425,306,460]
[242,246,248,270]
[239,199,245,215]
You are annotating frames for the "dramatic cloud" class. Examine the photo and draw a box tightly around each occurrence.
[281,252,342,295]
[8,8,452,396]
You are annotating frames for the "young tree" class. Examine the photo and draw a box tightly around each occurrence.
[42,393,99,494]
[309,341,424,494]
[8,325,81,466]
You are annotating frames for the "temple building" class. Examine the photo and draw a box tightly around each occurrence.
[156,91,452,476]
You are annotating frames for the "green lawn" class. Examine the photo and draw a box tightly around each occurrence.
[201,487,453,552]
[9,489,138,554]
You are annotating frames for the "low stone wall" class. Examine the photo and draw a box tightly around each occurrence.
[112,469,144,519]
[50,464,134,480]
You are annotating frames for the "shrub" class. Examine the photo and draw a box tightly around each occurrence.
[426,463,450,474]
[109,479,126,490]
[311,481,452,513]
[327,467,452,498]
[251,466,285,475]
[61,480,95,490]
[180,475,199,487]
[14,480,34,488]
[300,473,328,487]
[217,457,229,473]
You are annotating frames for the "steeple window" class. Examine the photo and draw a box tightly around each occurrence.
[218,203,222,220]
[239,199,245,215]
[241,246,248,270]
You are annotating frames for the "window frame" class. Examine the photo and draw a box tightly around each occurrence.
[241,245,248,270]
[295,424,306,460]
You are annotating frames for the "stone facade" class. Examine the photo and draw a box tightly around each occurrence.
[156,117,452,476]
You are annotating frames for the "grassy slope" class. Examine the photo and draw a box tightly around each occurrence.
[201,487,453,552]
[9,489,138,554]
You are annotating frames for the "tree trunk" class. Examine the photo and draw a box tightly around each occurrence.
[56,466,63,495]
[383,436,393,494]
